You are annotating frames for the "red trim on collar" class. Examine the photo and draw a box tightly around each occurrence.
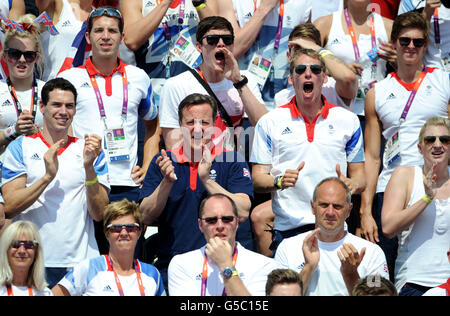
[82,57,127,96]
[280,95,337,142]
[29,132,78,155]
[168,144,226,191]
[389,67,435,91]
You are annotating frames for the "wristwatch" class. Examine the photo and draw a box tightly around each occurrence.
[233,75,248,90]
[222,266,238,279]
[192,0,206,6]
[273,175,283,190]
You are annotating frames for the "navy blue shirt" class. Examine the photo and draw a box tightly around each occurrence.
[139,149,254,269]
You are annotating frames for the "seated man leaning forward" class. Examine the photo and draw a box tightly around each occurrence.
[168,193,279,296]
[275,177,388,296]
[139,93,254,286]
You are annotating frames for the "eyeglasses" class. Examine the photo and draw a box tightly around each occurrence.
[107,223,140,233]
[398,37,426,48]
[10,240,38,250]
[5,48,38,63]
[89,7,122,20]
[423,135,450,145]
[294,64,323,75]
[201,34,234,46]
[200,216,236,225]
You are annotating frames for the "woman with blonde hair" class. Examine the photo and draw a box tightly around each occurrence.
[0,220,52,296]
[0,14,45,152]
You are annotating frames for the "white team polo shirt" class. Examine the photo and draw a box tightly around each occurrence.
[58,255,166,296]
[1,133,110,267]
[168,242,280,296]
[374,68,450,193]
[275,232,389,296]
[58,58,157,187]
[250,96,364,231]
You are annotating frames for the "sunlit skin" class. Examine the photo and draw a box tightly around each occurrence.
[269,283,302,296]
[198,196,239,248]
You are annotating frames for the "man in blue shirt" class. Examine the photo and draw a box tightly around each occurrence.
[139,93,253,286]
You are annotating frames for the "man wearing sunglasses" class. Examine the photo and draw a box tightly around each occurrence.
[139,93,254,288]
[159,16,267,152]
[381,117,450,295]
[58,6,159,257]
[398,0,450,72]
[1,78,110,288]
[251,48,365,253]
[168,193,279,296]
[361,11,450,281]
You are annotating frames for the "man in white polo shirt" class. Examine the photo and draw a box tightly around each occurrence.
[168,193,279,296]
[250,48,365,253]
[1,78,110,288]
[275,177,388,296]
[58,7,158,256]
[159,16,267,152]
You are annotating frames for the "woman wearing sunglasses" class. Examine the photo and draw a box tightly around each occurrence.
[0,14,45,152]
[381,117,450,296]
[0,220,52,296]
[361,11,450,280]
[52,199,166,296]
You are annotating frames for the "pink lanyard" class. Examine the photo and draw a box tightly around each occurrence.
[399,67,428,122]
[159,0,185,42]
[6,284,33,296]
[344,9,376,62]
[105,255,146,296]
[433,8,440,46]
[88,69,128,129]
[201,246,238,296]
[253,0,284,50]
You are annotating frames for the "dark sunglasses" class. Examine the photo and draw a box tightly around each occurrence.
[200,216,236,225]
[202,34,234,46]
[10,240,38,250]
[398,37,426,48]
[107,223,140,233]
[423,135,450,145]
[89,7,122,20]
[295,64,323,75]
[5,48,38,63]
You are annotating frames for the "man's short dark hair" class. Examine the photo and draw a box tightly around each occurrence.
[289,23,321,46]
[391,11,429,43]
[178,93,218,122]
[196,16,234,44]
[198,193,239,219]
[352,275,398,296]
[87,6,124,34]
[41,78,77,106]
[265,269,303,296]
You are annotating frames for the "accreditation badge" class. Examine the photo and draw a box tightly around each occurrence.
[104,128,130,162]
[384,130,400,166]
[170,34,202,68]
[247,53,272,87]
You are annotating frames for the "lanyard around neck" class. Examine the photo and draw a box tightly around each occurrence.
[399,67,428,122]
[105,254,145,296]
[201,245,238,296]
[6,284,33,296]
[344,9,376,62]
[6,77,38,119]
[88,68,128,129]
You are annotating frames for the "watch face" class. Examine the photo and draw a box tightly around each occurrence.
[223,268,232,278]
